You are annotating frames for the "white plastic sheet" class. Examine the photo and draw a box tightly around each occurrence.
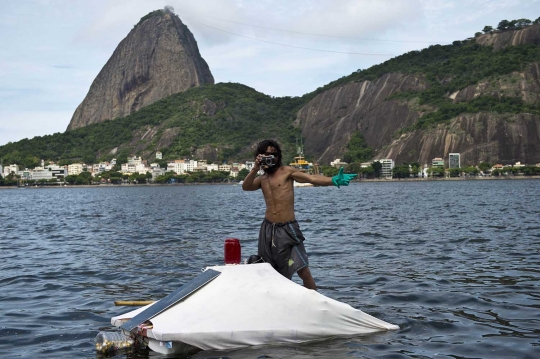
[112,263,398,351]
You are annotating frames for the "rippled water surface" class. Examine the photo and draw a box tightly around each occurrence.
[1,180,539,359]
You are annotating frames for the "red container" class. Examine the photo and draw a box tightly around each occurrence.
[224,238,241,264]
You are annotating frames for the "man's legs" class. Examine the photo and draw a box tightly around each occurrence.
[298,266,316,290]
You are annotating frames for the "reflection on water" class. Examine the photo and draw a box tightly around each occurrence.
[0,180,539,358]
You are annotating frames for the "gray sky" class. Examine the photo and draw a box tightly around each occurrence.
[1,0,538,146]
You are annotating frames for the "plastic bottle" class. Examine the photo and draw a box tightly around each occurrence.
[95,331,134,353]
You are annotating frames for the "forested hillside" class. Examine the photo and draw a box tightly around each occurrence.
[1,21,540,167]
[0,84,304,166]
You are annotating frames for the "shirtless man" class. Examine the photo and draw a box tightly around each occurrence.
[242,139,357,290]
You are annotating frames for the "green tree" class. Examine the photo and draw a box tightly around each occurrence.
[497,19,510,30]
[482,25,493,33]
[75,171,93,185]
[65,175,77,184]
[392,163,410,179]
[449,168,460,177]
[410,162,421,177]
[372,161,382,178]
[515,18,531,28]
[478,162,492,172]
[237,168,249,180]
[320,165,339,177]
[342,131,373,163]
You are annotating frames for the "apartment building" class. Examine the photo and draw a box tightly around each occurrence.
[449,153,460,169]
[68,163,84,175]
[380,159,394,179]
[432,158,444,168]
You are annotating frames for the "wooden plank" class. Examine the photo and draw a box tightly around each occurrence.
[120,269,220,332]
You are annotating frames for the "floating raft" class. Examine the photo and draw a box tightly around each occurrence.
[111,263,399,355]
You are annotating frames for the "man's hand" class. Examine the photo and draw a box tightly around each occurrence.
[332,167,358,188]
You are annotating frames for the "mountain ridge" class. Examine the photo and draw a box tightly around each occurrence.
[67,9,214,131]
[1,14,540,169]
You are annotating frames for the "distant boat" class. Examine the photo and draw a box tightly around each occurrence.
[290,138,317,187]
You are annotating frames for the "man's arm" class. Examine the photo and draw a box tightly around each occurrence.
[291,170,333,186]
[242,164,262,191]
[291,167,358,187]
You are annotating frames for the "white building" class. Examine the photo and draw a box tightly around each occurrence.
[121,163,136,173]
[3,164,19,177]
[185,160,197,172]
[92,162,108,174]
[167,161,183,174]
[155,151,162,160]
[121,163,148,174]
[167,160,197,174]
[32,165,67,180]
[206,164,219,172]
[127,156,142,166]
[150,167,166,180]
[360,162,372,168]
[379,159,394,179]
[218,164,231,172]
[245,161,255,171]
[330,159,348,168]
[68,163,84,176]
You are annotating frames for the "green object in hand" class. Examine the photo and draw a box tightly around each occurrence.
[332,167,358,188]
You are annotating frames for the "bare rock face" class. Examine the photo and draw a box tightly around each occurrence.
[378,113,540,166]
[67,9,214,131]
[295,63,540,166]
[294,73,428,164]
[476,24,540,50]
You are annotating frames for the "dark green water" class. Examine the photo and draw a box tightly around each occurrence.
[1,180,539,358]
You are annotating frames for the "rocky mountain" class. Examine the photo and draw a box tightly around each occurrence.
[67,9,214,131]
[1,19,539,169]
[295,25,540,166]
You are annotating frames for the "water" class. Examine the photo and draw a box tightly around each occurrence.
[1,180,539,359]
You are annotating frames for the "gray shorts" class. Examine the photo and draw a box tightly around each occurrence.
[258,218,309,279]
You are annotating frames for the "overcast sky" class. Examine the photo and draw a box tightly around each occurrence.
[1,0,538,146]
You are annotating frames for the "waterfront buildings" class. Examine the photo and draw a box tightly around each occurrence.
[3,164,19,177]
[380,159,394,179]
[218,164,231,172]
[68,163,84,175]
[449,153,460,169]
[330,159,348,168]
[32,165,67,180]
[432,158,444,168]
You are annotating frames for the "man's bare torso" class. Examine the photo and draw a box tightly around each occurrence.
[260,166,296,223]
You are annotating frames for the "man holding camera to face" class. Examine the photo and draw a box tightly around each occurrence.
[242,139,357,290]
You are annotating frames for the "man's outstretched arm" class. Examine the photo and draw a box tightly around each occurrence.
[291,167,357,187]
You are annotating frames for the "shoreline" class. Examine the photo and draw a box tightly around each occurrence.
[0,182,241,189]
[358,175,540,182]
[1,175,540,189]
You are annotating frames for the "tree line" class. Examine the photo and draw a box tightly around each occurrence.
[480,17,540,35]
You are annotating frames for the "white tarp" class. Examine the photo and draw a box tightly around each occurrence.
[112,263,398,351]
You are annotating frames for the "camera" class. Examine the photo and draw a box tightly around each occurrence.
[260,155,276,167]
